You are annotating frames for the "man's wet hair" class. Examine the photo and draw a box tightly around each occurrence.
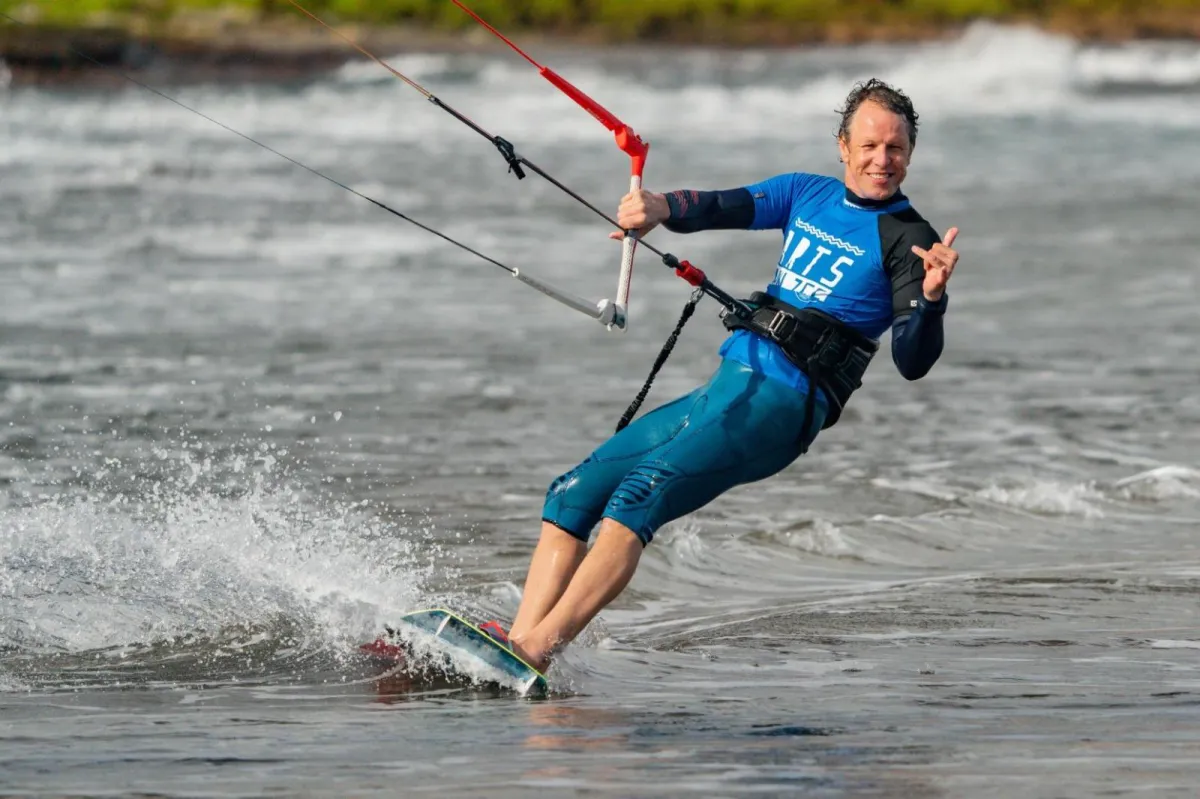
[836,79,919,147]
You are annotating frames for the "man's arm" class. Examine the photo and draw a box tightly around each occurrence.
[882,213,959,381]
[890,296,946,381]
[613,173,814,239]
[661,188,756,233]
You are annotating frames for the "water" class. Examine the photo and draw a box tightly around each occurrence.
[3,21,1200,796]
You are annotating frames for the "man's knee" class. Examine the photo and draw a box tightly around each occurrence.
[595,517,647,551]
[541,458,603,543]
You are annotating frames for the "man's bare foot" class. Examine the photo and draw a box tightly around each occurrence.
[509,636,550,674]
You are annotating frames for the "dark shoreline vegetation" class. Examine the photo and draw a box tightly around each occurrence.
[1,0,1198,84]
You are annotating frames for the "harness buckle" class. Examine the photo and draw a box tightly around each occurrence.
[765,309,795,341]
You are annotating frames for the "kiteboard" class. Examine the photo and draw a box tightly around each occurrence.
[359,608,548,698]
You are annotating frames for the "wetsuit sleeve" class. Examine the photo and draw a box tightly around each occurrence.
[661,172,821,233]
[882,215,946,380]
[662,188,755,233]
[890,294,947,380]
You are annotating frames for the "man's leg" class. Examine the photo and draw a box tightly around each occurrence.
[511,361,827,672]
[507,387,706,648]
[509,521,588,642]
[510,518,642,672]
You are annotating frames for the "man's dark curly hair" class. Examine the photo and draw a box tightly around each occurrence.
[836,78,919,147]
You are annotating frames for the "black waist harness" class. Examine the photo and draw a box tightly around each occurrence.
[721,292,879,437]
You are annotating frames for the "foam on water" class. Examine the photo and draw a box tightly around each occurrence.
[1148,639,1200,649]
[774,518,860,558]
[1112,465,1200,501]
[654,520,710,568]
[974,479,1108,519]
[0,441,441,685]
[12,22,1187,175]
[313,23,1200,145]
[1075,41,1200,91]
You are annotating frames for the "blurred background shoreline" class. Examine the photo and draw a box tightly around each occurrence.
[2,0,1199,85]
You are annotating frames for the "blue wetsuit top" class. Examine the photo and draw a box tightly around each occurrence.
[663,173,947,397]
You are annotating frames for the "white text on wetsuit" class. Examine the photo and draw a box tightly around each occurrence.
[773,219,859,303]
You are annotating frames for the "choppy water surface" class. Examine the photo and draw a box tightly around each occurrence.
[2,22,1200,797]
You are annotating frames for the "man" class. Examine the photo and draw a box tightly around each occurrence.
[490,79,961,674]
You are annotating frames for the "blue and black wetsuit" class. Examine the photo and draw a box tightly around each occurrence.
[542,172,948,545]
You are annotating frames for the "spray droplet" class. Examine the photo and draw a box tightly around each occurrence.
[333,411,343,422]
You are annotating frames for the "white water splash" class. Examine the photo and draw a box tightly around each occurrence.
[975,480,1107,519]
[1075,41,1200,91]
[657,520,709,567]
[1112,466,1200,501]
[1148,639,1200,649]
[318,22,1200,147]
[778,518,859,558]
[0,464,438,656]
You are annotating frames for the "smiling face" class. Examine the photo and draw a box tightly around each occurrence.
[837,99,913,201]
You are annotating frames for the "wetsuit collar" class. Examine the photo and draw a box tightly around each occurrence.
[843,187,909,212]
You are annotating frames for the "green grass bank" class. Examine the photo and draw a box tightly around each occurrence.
[2,0,1197,84]
[6,0,1200,44]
